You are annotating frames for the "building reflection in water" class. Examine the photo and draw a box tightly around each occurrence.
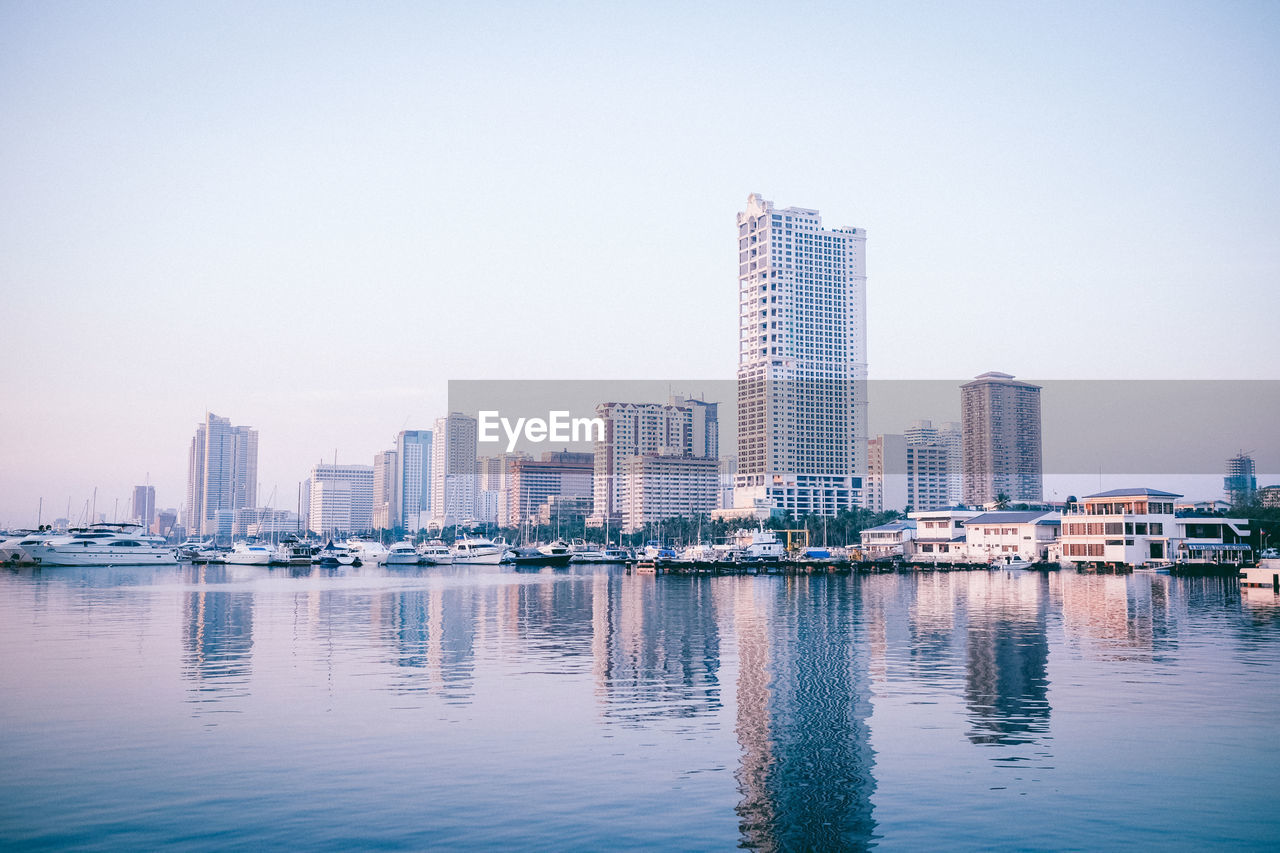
[962,573,1051,746]
[727,576,877,852]
[1059,573,1177,661]
[182,565,254,711]
[592,573,721,726]
[383,584,476,702]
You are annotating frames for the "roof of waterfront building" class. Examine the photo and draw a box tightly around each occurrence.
[861,520,916,533]
[1083,488,1182,499]
[963,511,1058,525]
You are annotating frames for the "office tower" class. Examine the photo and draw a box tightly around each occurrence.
[590,396,719,527]
[734,194,868,516]
[431,413,478,526]
[395,429,433,530]
[961,372,1042,506]
[1224,452,1257,506]
[508,451,594,527]
[307,463,375,534]
[185,412,259,537]
[905,419,962,506]
[132,485,156,530]
[372,449,397,530]
[477,453,525,526]
[866,435,906,514]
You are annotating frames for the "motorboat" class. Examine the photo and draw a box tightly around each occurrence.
[680,544,718,563]
[501,546,573,567]
[601,547,631,562]
[539,540,572,558]
[641,540,677,561]
[568,539,608,563]
[346,538,390,565]
[277,536,315,564]
[417,539,454,565]
[1,530,48,565]
[175,537,218,562]
[736,527,785,560]
[386,541,421,566]
[451,536,505,564]
[224,541,276,566]
[25,523,178,567]
[314,540,357,567]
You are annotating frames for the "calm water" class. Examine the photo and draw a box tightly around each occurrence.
[2,564,1278,851]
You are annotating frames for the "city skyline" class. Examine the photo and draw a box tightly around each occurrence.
[3,2,1279,524]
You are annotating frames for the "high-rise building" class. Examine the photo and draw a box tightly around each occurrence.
[590,396,719,527]
[734,194,868,516]
[508,451,594,527]
[905,419,962,506]
[618,454,719,533]
[866,435,906,514]
[394,430,433,530]
[1224,452,1257,506]
[477,453,525,527]
[372,449,397,530]
[306,463,374,534]
[961,372,1042,506]
[185,412,259,537]
[132,485,156,530]
[431,413,478,526]
[867,434,956,514]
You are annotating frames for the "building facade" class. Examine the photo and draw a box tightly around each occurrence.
[132,485,156,530]
[734,194,867,516]
[372,449,397,531]
[590,397,719,527]
[905,419,961,506]
[307,463,375,535]
[1057,488,1178,568]
[508,451,594,527]
[395,429,433,529]
[961,372,1042,506]
[618,454,719,533]
[185,412,259,538]
[1224,452,1257,506]
[431,413,478,526]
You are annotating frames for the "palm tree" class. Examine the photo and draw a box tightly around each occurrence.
[995,492,1010,510]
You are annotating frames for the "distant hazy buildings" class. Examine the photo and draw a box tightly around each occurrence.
[590,397,719,528]
[431,413,478,526]
[866,435,906,514]
[867,426,958,514]
[961,372,1042,506]
[734,194,867,516]
[185,412,259,538]
[306,463,374,534]
[477,453,525,526]
[1259,485,1280,508]
[905,419,961,506]
[1224,452,1257,506]
[132,485,155,530]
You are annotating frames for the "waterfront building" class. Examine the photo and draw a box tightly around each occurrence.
[734,194,867,516]
[1259,485,1280,508]
[1173,514,1252,564]
[961,372,1042,506]
[1057,488,1178,568]
[907,509,979,564]
[590,397,719,528]
[132,485,155,530]
[961,511,1061,563]
[618,454,719,533]
[431,413,478,526]
[372,449,397,531]
[395,430,433,529]
[1174,499,1232,514]
[307,463,374,535]
[1224,452,1257,506]
[858,519,916,559]
[234,508,300,538]
[508,451,594,527]
[185,412,259,538]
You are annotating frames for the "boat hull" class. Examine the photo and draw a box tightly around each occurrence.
[27,547,177,567]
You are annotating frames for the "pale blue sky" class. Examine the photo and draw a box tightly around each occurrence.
[2,1,1278,524]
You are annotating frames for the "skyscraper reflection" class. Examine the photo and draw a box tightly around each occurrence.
[182,565,254,709]
[728,576,878,851]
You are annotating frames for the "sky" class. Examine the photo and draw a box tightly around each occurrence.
[2,1,1278,526]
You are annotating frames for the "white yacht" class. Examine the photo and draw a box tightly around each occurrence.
[224,541,276,566]
[346,538,390,565]
[568,539,608,563]
[386,540,421,566]
[25,523,178,567]
[1,530,46,564]
[736,527,785,560]
[450,536,504,564]
[680,544,718,563]
[417,539,454,565]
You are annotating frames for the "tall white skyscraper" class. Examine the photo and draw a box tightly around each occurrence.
[372,449,397,530]
[734,194,868,516]
[431,413,478,526]
[185,412,259,537]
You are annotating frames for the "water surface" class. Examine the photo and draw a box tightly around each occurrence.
[2,565,1277,850]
